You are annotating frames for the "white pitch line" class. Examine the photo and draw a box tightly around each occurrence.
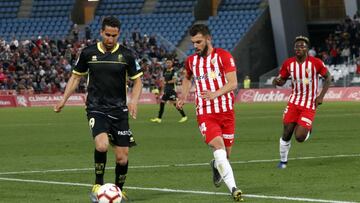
[0,154,359,175]
[0,177,357,203]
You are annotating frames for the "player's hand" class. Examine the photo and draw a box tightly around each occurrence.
[176,98,185,110]
[272,77,286,86]
[315,97,323,108]
[272,77,280,86]
[54,101,65,113]
[128,102,137,119]
[200,91,217,100]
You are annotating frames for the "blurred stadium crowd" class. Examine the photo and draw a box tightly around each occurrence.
[1,0,360,95]
[0,0,266,94]
[0,32,183,94]
[317,13,360,66]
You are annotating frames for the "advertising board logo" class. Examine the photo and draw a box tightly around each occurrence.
[240,90,256,102]
[348,91,360,100]
[16,95,28,107]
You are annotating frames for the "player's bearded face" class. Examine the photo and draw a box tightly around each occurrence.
[294,41,308,58]
[192,34,210,57]
[101,26,120,51]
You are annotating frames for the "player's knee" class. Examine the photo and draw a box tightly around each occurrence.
[94,133,110,152]
[209,137,226,151]
[96,146,108,152]
[295,134,306,143]
[115,155,128,165]
[95,143,109,152]
[295,127,309,142]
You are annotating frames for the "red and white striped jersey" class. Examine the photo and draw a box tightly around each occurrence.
[185,48,236,115]
[279,56,328,110]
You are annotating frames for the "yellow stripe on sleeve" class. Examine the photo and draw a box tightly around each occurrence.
[130,72,143,80]
[72,70,88,76]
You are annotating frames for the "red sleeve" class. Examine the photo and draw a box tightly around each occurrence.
[279,59,290,79]
[314,57,328,76]
[184,57,193,78]
[219,50,236,73]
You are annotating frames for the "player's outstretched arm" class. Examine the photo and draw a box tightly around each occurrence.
[177,75,192,109]
[54,74,82,113]
[128,76,143,119]
[315,71,332,107]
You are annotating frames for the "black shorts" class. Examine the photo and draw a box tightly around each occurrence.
[161,89,177,101]
[87,111,131,147]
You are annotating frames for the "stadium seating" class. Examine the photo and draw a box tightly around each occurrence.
[0,17,73,41]
[0,0,20,19]
[154,0,196,13]
[2,0,360,93]
[0,0,75,41]
[219,0,262,11]
[89,13,194,49]
[89,0,196,50]
[207,0,263,52]
[351,76,360,85]
[31,0,75,18]
[208,10,261,50]
[95,0,144,15]
[185,0,263,55]
[327,64,357,85]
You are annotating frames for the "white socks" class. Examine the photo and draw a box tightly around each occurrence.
[304,131,311,141]
[279,138,291,162]
[213,149,236,192]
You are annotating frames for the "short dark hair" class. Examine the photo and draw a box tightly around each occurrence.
[189,24,211,37]
[164,54,175,61]
[294,35,310,46]
[101,16,121,31]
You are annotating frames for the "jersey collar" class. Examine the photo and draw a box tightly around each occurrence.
[97,42,120,54]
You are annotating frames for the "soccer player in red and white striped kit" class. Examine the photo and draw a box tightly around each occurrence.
[177,24,243,201]
[273,36,332,169]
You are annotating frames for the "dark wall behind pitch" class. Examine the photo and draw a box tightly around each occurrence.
[232,8,277,83]
[269,0,308,65]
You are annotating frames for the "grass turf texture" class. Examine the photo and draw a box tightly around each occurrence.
[0,102,359,202]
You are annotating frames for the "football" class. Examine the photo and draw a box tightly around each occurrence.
[97,183,122,203]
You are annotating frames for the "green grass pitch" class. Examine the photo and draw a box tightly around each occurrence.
[0,102,359,202]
